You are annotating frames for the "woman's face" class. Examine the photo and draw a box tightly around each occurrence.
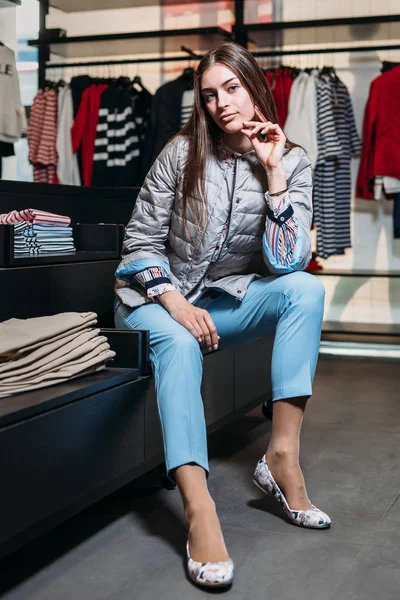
[201,63,255,133]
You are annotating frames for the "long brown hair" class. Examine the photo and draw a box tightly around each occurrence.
[179,41,296,236]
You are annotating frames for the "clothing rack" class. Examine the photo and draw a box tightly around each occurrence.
[25,1,400,339]
[30,3,400,86]
[45,45,203,70]
[251,43,400,58]
[44,42,400,71]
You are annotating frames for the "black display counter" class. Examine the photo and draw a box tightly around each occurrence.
[0,180,274,560]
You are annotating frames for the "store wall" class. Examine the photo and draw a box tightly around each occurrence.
[19,1,400,324]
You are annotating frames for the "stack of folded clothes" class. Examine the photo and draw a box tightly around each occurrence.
[13,222,76,255]
[0,312,115,398]
[0,208,76,256]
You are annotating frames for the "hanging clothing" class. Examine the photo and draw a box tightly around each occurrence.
[0,43,27,144]
[91,86,140,187]
[313,74,342,259]
[56,86,81,186]
[181,89,194,128]
[0,141,14,179]
[71,83,108,186]
[142,72,194,172]
[131,85,153,185]
[27,88,58,184]
[393,194,400,240]
[329,76,361,254]
[285,71,318,169]
[381,61,400,74]
[69,75,93,117]
[356,66,400,199]
[0,141,14,158]
[264,67,294,128]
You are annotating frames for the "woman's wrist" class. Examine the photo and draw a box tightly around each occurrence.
[158,289,187,309]
[265,163,287,195]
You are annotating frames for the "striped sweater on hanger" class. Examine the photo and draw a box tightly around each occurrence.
[313,74,360,259]
[92,86,140,187]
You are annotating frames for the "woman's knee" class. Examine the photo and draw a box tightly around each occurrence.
[165,330,202,355]
[285,271,325,311]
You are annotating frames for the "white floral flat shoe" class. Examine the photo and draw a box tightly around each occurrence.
[253,455,331,529]
[186,540,234,588]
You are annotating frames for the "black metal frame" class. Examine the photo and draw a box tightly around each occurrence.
[252,43,400,58]
[239,13,400,32]
[34,4,400,83]
[30,26,231,47]
[44,42,400,71]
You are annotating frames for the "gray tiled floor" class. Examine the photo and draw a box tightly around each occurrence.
[1,355,400,600]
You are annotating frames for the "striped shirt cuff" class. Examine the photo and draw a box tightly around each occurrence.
[134,266,177,298]
[265,193,293,223]
[264,193,299,267]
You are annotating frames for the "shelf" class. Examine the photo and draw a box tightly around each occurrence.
[28,27,231,59]
[49,0,227,10]
[0,223,121,267]
[239,15,400,52]
[0,328,149,427]
[0,368,144,428]
[0,0,20,7]
[241,14,400,32]
[312,269,400,278]
[6,250,120,266]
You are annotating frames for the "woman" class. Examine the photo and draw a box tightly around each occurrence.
[114,42,330,589]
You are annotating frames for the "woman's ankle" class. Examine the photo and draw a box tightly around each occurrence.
[184,498,216,522]
[265,447,299,465]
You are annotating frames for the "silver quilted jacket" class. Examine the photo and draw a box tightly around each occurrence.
[115,135,313,307]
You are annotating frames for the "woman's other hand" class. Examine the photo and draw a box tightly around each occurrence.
[158,290,219,351]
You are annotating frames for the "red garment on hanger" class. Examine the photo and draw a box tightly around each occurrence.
[265,68,294,128]
[356,66,400,199]
[71,83,108,186]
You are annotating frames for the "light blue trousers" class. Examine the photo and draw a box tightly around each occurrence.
[114,271,325,479]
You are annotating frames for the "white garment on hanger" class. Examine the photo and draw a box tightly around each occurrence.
[384,176,400,195]
[373,176,400,200]
[56,86,81,186]
[285,71,318,169]
[0,43,27,143]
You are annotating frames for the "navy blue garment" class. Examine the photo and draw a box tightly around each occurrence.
[393,193,400,239]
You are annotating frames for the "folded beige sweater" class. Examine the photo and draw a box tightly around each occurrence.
[0,312,116,398]
[0,312,97,357]
[0,347,115,397]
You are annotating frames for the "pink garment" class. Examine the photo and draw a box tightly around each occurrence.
[0,208,71,227]
[27,88,58,183]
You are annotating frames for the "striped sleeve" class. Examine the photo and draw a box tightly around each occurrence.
[134,266,177,298]
[263,194,307,272]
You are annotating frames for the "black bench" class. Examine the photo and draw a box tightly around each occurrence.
[0,181,274,559]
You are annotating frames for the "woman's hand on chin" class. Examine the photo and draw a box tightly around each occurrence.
[241,106,286,171]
